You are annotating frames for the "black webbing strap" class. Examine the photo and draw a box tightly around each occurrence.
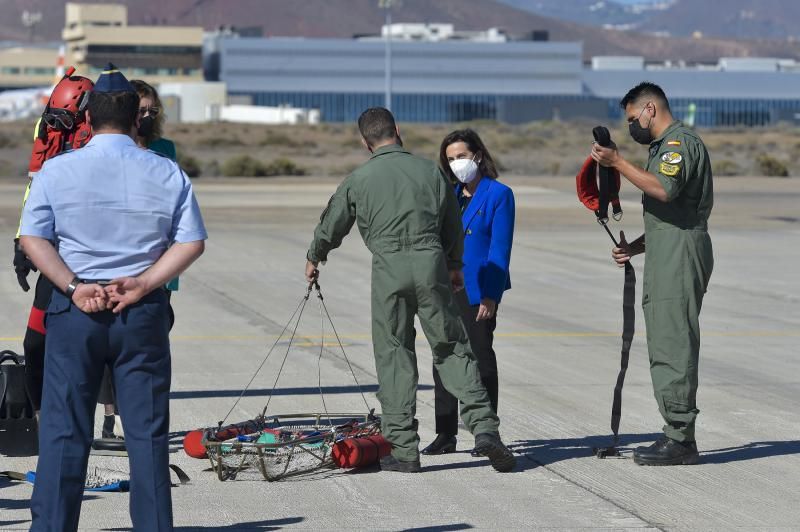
[594,240,636,459]
[611,261,636,440]
[168,464,190,486]
[593,125,612,223]
[589,126,637,458]
[597,163,610,222]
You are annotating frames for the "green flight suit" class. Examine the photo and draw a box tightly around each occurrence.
[308,144,500,461]
[642,120,714,443]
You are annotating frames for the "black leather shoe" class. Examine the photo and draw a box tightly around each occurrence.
[421,434,457,455]
[633,434,669,456]
[634,436,699,466]
[469,448,480,457]
[473,433,516,472]
[379,455,421,473]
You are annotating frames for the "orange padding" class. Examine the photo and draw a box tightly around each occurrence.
[332,434,392,468]
[576,156,622,213]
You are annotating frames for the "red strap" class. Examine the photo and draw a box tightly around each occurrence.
[27,307,46,335]
[575,156,622,213]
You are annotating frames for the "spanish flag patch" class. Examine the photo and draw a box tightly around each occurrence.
[667,140,681,146]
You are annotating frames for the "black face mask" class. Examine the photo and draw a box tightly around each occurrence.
[628,106,654,145]
[137,116,155,139]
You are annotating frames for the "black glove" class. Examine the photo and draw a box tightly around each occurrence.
[13,238,37,292]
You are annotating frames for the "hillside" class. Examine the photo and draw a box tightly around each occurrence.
[502,0,800,41]
[498,0,667,29]
[650,0,800,40]
[1,0,800,62]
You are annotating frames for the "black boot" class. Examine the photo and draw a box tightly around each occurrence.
[473,433,516,472]
[379,454,421,473]
[101,414,123,440]
[421,434,456,455]
[634,435,699,466]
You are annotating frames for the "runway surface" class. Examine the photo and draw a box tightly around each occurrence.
[1,175,798,530]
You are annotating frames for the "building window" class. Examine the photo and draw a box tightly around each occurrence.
[23,67,55,76]
[87,44,201,55]
[1,66,22,75]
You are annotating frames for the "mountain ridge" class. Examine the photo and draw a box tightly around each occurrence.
[1,0,799,63]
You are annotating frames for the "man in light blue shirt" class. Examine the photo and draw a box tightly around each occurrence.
[19,64,206,532]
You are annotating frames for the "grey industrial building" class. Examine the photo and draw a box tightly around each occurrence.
[214,36,800,127]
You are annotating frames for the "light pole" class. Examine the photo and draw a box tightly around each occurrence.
[21,10,42,43]
[379,0,396,111]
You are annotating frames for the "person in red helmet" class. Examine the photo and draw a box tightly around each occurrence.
[13,70,94,419]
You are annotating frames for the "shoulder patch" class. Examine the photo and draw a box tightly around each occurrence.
[659,162,681,177]
[661,152,683,164]
[667,140,681,146]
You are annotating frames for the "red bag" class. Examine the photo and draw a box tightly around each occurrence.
[576,156,622,218]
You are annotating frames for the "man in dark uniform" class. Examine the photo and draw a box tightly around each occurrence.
[19,64,206,530]
[305,108,516,473]
[592,82,713,466]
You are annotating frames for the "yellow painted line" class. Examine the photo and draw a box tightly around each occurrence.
[168,330,800,341]
[293,342,353,348]
[3,331,798,344]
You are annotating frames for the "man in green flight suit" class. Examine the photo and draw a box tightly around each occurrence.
[591,82,714,466]
[305,108,516,473]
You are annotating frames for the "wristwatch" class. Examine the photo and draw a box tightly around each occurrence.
[65,276,81,298]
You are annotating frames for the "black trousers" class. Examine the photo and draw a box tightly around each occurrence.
[23,274,52,411]
[432,290,499,436]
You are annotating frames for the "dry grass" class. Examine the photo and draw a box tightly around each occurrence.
[1,119,798,178]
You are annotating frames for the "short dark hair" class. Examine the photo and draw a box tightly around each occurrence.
[357,107,397,147]
[439,128,499,182]
[620,82,670,112]
[87,91,140,132]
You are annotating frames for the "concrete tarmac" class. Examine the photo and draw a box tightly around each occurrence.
[0,176,798,531]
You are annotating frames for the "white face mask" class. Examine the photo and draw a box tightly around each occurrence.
[450,157,479,184]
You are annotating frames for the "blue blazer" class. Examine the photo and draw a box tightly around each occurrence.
[456,177,515,306]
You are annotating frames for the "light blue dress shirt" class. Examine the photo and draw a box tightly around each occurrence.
[20,134,207,279]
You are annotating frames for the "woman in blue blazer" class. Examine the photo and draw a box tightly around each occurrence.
[422,129,515,455]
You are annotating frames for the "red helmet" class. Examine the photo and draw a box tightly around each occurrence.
[47,75,94,114]
[29,69,95,175]
[41,75,94,132]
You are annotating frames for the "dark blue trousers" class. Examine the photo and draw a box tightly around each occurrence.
[31,289,173,532]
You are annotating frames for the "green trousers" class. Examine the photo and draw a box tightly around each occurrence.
[643,229,713,442]
[370,240,500,462]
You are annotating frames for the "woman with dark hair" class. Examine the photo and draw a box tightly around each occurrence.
[130,79,176,159]
[422,128,516,456]
[95,80,178,443]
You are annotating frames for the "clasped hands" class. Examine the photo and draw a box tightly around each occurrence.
[72,277,148,314]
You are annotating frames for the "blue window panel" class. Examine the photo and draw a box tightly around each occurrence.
[232,92,800,126]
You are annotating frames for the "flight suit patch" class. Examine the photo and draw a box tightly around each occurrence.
[667,140,681,146]
[661,152,683,164]
[659,162,681,176]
